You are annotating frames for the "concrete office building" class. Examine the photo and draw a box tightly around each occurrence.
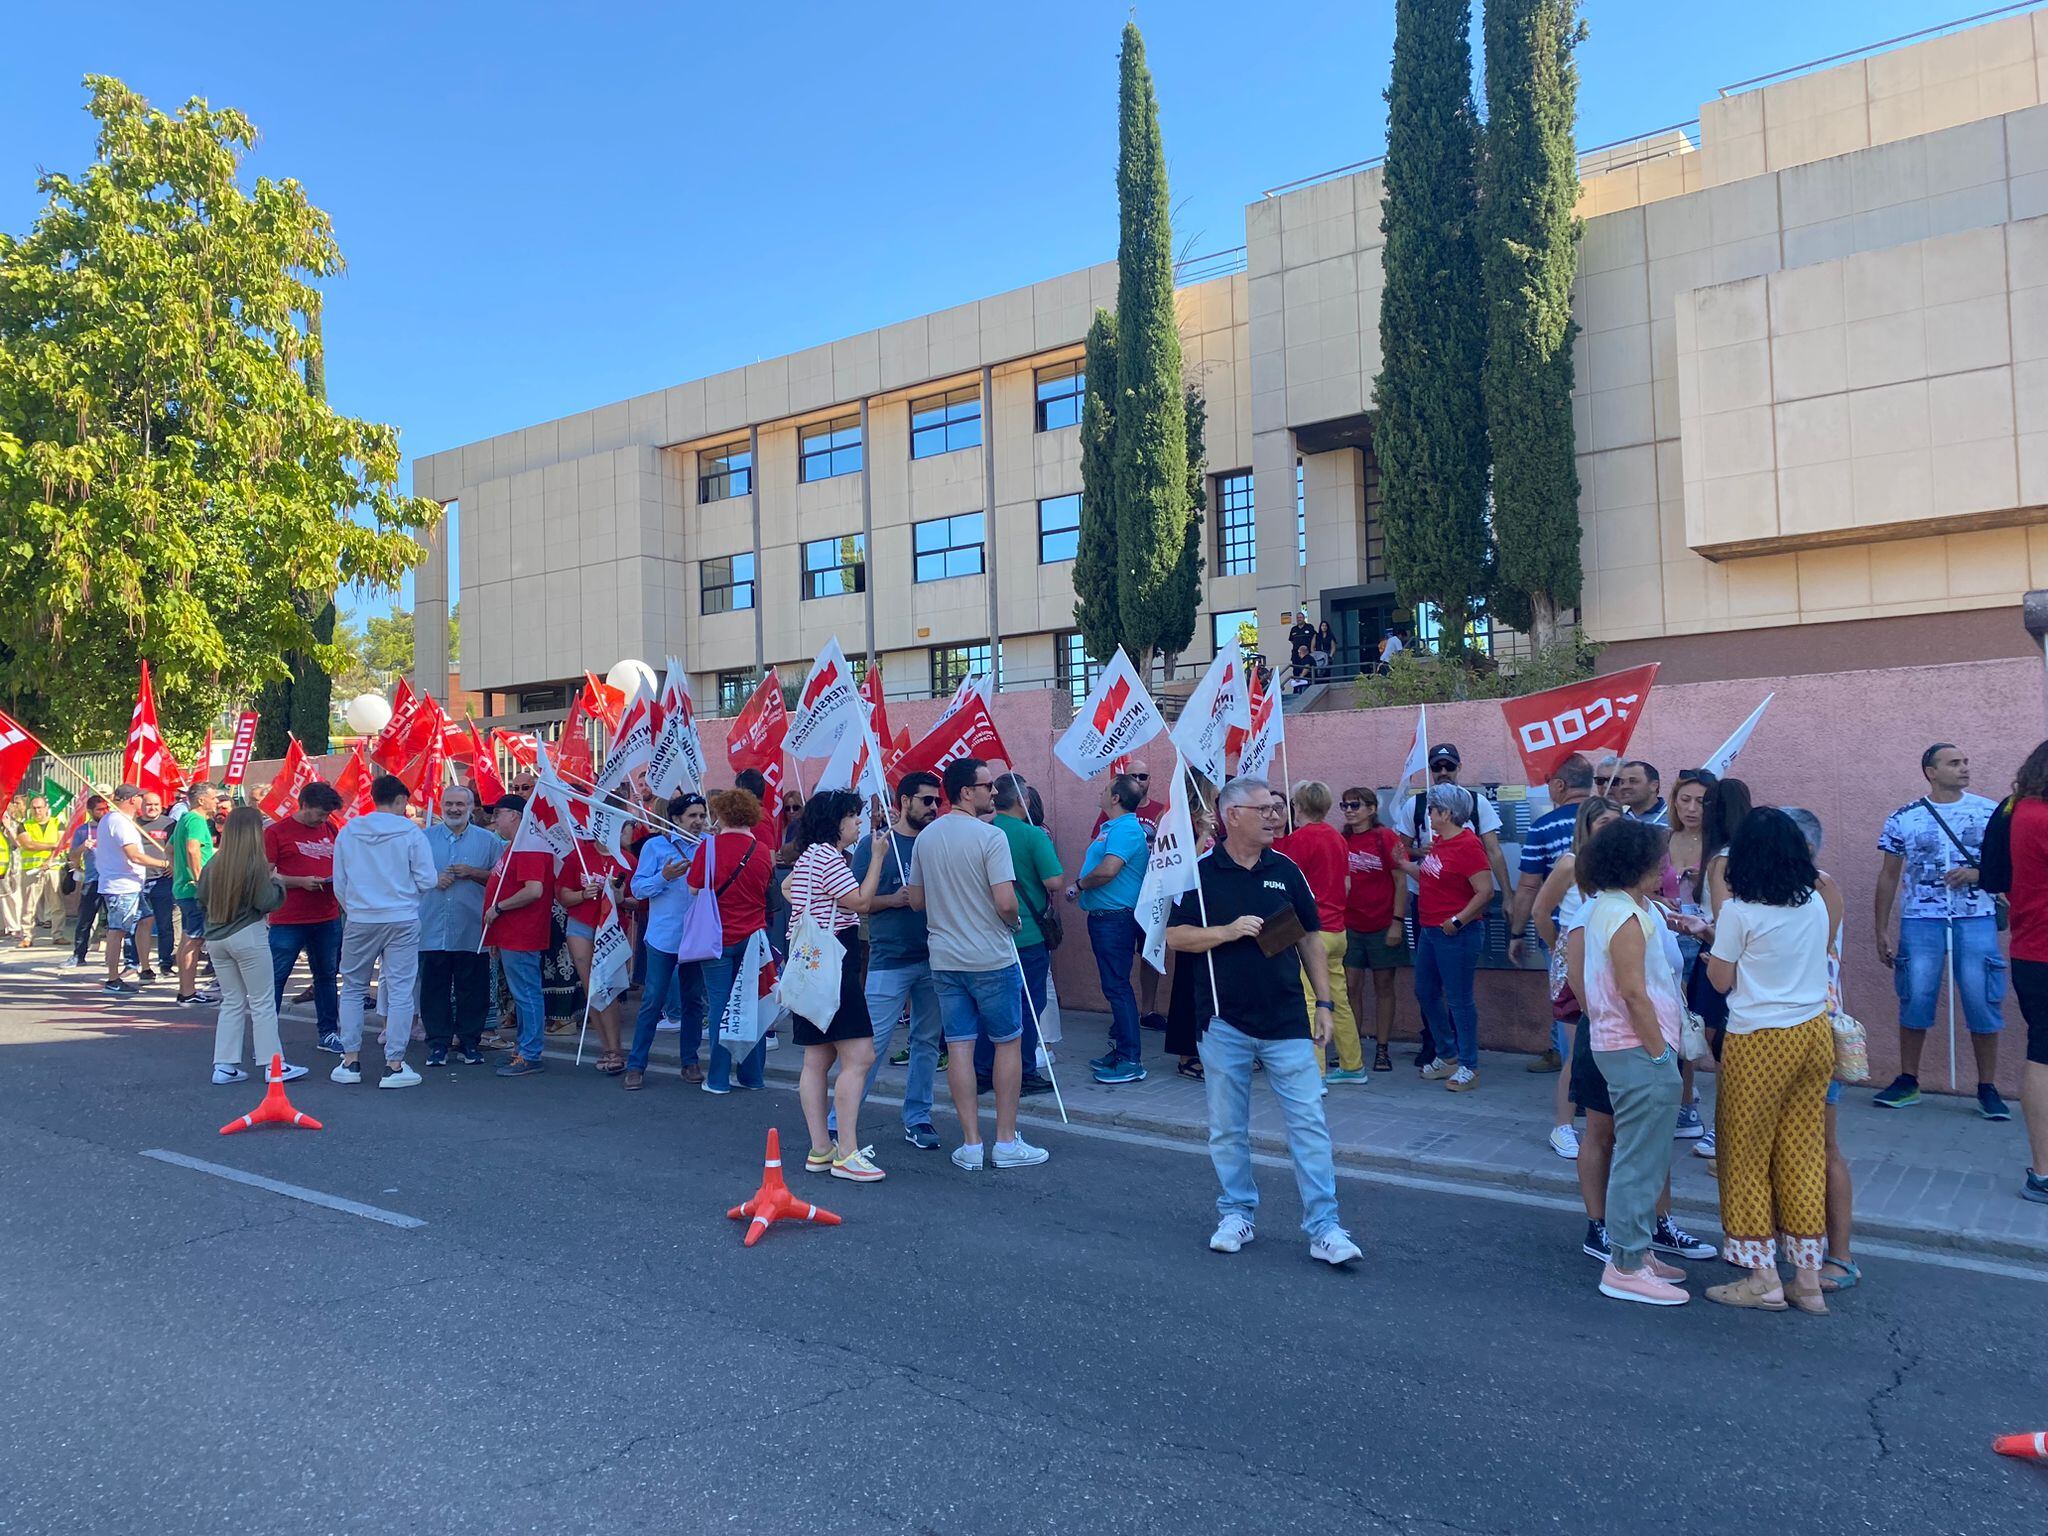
[412,8,2048,716]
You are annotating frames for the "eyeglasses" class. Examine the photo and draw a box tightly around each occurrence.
[970,780,993,790]
[1131,773,1149,781]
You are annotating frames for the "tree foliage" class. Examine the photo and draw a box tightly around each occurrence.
[1157,384,1207,669]
[1375,0,1491,654]
[1074,310,1122,666]
[1109,22,1190,678]
[0,77,439,751]
[1480,0,1585,644]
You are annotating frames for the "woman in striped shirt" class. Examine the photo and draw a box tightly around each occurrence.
[787,789,891,1182]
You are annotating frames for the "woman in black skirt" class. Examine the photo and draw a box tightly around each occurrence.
[786,789,891,1182]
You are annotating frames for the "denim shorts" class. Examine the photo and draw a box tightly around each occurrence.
[564,918,596,941]
[176,897,206,938]
[932,966,1022,1045]
[103,892,144,934]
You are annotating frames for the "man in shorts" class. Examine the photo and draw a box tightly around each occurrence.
[170,782,223,1005]
[94,785,168,996]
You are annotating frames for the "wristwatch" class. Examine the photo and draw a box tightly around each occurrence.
[1447,916,1463,932]
[1315,1000,1335,1012]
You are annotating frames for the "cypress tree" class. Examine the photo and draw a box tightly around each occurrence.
[1156,384,1207,671]
[1481,0,1585,645]
[1109,21,1188,681]
[1073,309,1121,664]
[1375,0,1490,653]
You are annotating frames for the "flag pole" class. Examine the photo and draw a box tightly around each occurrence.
[1180,761,1223,1021]
[1011,938,1067,1125]
[478,780,539,955]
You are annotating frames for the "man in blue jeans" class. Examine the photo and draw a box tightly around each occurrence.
[1166,774,1360,1266]
[483,794,554,1078]
[1076,773,1149,1084]
[1872,742,2010,1119]
[905,758,1049,1173]
[264,782,346,1052]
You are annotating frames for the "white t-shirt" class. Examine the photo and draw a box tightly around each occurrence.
[95,808,148,895]
[1708,892,1832,1034]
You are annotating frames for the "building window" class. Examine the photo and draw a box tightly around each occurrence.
[698,440,752,503]
[1295,458,1307,566]
[1035,361,1084,432]
[1216,470,1255,575]
[700,552,755,614]
[798,414,862,483]
[929,643,992,698]
[1038,493,1080,563]
[716,671,754,716]
[914,513,985,582]
[801,534,866,600]
[515,685,566,714]
[910,386,982,458]
[1055,632,1101,708]
[1211,608,1257,655]
[1364,450,1387,583]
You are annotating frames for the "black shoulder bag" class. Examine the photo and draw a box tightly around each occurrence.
[1918,797,2007,931]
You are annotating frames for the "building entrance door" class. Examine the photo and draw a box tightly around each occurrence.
[1326,592,1397,678]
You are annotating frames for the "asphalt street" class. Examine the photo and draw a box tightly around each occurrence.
[3,962,2045,1535]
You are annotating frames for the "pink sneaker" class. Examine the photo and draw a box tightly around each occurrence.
[1645,1254,1687,1283]
[1599,1262,1690,1306]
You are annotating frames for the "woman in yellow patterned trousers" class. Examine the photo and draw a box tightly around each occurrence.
[1705,808,1838,1315]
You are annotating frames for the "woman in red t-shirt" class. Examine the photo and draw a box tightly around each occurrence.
[1339,786,1410,1073]
[2001,742,2048,1202]
[1275,781,1365,1081]
[558,838,625,1073]
[688,788,775,1092]
[1396,784,1495,1090]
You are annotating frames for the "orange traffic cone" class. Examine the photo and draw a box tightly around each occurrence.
[1992,1430,2048,1461]
[219,1054,324,1136]
[726,1127,840,1246]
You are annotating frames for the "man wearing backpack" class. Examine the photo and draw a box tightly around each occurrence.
[1872,743,2008,1119]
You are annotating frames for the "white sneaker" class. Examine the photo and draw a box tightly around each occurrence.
[831,1147,886,1182]
[992,1136,1049,1168]
[211,1063,248,1086]
[278,1061,309,1082]
[1209,1214,1255,1253]
[1693,1129,1717,1158]
[950,1143,985,1172]
[1549,1123,1581,1160]
[656,1017,681,1032]
[1310,1227,1363,1266]
[330,1061,362,1084]
[380,1061,423,1089]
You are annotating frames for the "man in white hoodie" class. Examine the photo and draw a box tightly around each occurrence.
[331,774,438,1088]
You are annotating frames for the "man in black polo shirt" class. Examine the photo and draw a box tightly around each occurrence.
[1168,774,1362,1266]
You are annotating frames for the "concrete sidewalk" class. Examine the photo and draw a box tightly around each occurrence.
[610,1001,2048,1266]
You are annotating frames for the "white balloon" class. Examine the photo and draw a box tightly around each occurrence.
[607,659,656,702]
[344,692,393,736]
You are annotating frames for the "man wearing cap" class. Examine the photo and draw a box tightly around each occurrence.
[94,785,169,996]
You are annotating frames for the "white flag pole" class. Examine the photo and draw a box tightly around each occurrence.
[1945,921,1958,1093]
[1182,761,1222,1018]
[1011,938,1068,1125]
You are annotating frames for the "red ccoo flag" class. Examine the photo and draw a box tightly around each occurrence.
[889,693,1012,786]
[1499,664,1660,786]
[466,720,506,806]
[258,738,317,820]
[859,659,893,760]
[123,660,175,797]
[0,706,44,807]
[726,669,788,776]
[329,740,376,825]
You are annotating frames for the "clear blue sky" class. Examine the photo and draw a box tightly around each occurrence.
[0,0,1996,616]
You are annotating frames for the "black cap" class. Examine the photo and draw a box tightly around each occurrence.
[491,793,527,815]
[1428,744,1461,768]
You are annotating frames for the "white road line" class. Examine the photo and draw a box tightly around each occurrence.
[139,1149,426,1230]
[555,1052,2048,1284]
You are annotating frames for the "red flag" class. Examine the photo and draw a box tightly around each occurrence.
[223,710,260,788]
[859,661,892,761]
[330,740,376,823]
[373,678,440,772]
[726,670,788,775]
[555,691,597,786]
[582,672,626,732]
[398,728,448,816]
[123,661,174,797]
[0,706,43,806]
[193,728,214,786]
[493,729,538,771]
[467,720,506,807]
[889,693,1011,786]
[442,720,476,763]
[1499,663,1660,785]
[160,741,189,798]
[258,739,316,820]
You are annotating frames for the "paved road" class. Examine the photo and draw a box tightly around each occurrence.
[3,970,2044,1534]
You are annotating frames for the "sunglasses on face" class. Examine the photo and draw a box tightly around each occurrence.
[913,794,942,807]
[1431,764,1457,776]
[1340,799,1369,811]
[1130,773,1149,782]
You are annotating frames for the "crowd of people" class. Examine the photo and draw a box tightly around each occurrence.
[12,719,2047,1299]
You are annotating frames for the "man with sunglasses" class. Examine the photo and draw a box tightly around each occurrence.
[850,772,950,1149]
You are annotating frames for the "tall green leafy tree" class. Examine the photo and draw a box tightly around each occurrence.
[0,77,437,751]
[1109,21,1189,682]
[1156,385,1207,670]
[1375,0,1491,652]
[1073,310,1122,665]
[1481,0,1585,644]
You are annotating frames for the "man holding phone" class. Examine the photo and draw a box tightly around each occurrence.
[265,781,347,1054]
[1167,774,1361,1267]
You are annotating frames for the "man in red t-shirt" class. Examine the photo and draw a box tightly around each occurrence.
[265,781,346,1054]
[2002,776,2048,1202]
[483,794,555,1076]
[1274,781,1364,1082]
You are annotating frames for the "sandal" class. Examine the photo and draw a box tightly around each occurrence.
[1176,1057,1205,1081]
[1705,1271,1788,1311]
[544,1017,575,1036]
[1786,1279,1829,1316]
[597,1052,626,1075]
[1820,1255,1861,1292]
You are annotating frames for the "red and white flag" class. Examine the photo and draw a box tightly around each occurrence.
[1135,745,1201,972]
[398,725,449,817]
[587,695,655,859]
[222,710,260,789]
[891,692,1012,785]
[493,728,538,772]
[373,678,443,774]
[1169,646,1252,788]
[0,706,43,807]
[1233,666,1284,783]
[123,661,174,797]
[648,657,706,799]
[1054,647,1165,781]
[1391,704,1431,836]
[1500,664,1659,785]
[585,886,634,1012]
[935,668,996,727]
[192,728,215,786]
[859,659,893,758]
[466,720,506,807]
[787,639,862,762]
[554,689,599,787]
[330,740,376,823]
[581,672,626,732]
[816,706,889,803]
[258,738,317,821]
[726,669,788,776]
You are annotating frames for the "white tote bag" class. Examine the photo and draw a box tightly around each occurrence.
[718,929,778,1050]
[779,909,842,1027]
[1035,975,1064,1044]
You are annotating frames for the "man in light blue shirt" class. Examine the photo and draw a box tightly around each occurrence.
[1075,773,1150,1084]
[625,793,709,1088]
[418,785,505,1066]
